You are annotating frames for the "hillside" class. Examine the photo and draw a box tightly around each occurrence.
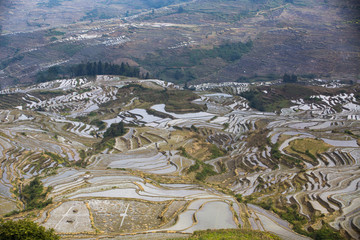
[0,76,359,239]
[0,0,359,87]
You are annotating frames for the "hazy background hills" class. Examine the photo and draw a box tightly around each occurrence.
[0,0,359,87]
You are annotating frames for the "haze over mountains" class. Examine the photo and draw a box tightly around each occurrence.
[0,0,359,87]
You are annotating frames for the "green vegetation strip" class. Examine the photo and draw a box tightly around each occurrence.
[171,229,281,240]
[269,140,302,168]
[6,177,53,216]
[179,147,217,181]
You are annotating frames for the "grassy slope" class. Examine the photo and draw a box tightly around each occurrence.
[241,83,360,112]
[112,84,206,113]
[171,229,281,240]
[285,138,331,164]
[139,41,253,84]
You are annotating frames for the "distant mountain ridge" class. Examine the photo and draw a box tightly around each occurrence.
[0,0,359,87]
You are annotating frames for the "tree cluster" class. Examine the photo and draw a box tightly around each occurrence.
[21,177,52,210]
[36,61,143,83]
[282,74,298,83]
[240,90,266,111]
[71,61,140,78]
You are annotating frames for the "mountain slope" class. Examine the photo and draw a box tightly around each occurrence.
[0,0,359,87]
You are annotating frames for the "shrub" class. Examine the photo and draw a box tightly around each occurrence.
[235,194,243,203]
[0,219,59,240]
[90,119,106,131]
[103,121,126,138]
[188,161,200,173]
[20,177,52,210]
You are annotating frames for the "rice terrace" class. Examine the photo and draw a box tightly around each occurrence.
[0,0,359,239]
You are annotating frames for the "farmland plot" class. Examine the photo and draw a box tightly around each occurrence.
[0,78,359,239]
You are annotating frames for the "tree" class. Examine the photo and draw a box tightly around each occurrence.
[92,61,97,76]
[283,73,297,83]
[120,62,125,73]
[174,70,184,80]
[0,219,59,240]
[86,62,92,76]
[97,60,103,75]
[177,6,184,13]
[103,121,126,138]
[291,74,298,82]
